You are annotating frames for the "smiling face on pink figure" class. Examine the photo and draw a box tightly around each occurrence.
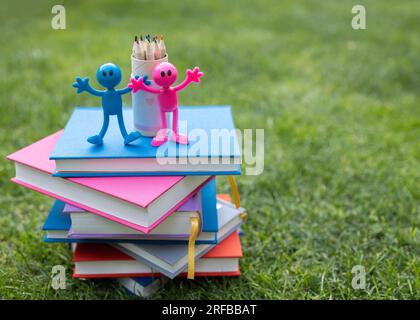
[153,62,178,87]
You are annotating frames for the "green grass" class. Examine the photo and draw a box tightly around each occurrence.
[0,0,419,299]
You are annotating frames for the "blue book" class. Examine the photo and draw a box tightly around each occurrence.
[51,106,241,177]
[117,276,167,298]
[42,200,71,239]
[200,178,217,232]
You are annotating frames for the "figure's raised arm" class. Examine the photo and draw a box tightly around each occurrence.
[128,75,160,94]
[119,75,152,95]
[173,67,203,92]
[72,76,104,96]
[117,87,132,95]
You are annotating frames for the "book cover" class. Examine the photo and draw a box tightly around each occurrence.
[200,178,217,232]
[50,106,241,176]
[42,200,70,231]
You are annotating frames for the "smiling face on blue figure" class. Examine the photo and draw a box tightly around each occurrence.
[96,63,121,89]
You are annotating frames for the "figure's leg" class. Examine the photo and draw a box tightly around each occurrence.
[160,112,170,137]
[151,111,169,147]
[170,108,188,144]
[87,113,109,145]
[99,114,110,138]
[117,112,141,145]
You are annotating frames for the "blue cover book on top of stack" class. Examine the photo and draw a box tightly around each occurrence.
[50,106,241,177]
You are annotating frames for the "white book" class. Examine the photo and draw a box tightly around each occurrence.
[68,199,244,242]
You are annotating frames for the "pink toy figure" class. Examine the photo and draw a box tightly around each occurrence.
[128,62,203,146]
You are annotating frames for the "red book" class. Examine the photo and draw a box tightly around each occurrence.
[73,230,242,278]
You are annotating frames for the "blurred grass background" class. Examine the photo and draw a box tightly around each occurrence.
[0,0,419,299]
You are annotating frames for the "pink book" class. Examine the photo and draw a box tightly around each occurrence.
[7,131,213,233]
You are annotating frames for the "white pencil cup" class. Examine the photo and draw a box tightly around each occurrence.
[131,54,168,137]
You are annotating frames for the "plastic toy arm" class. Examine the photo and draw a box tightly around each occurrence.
[173,67,203,92]
[128,76,159,94]
[117,87,132,95]
[72,76,103,96]
[119,75,151,95]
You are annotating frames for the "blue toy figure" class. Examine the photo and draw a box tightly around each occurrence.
[72,63,150,145]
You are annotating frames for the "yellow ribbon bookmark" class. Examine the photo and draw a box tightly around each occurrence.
[228,176,241,209]
[187,217,200,280]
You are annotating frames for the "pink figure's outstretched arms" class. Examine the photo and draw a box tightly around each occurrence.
[128,77,160,94]
[135,62,203,147]
[173,67,203,92]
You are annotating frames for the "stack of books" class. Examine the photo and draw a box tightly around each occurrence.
[7,105,246,297]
